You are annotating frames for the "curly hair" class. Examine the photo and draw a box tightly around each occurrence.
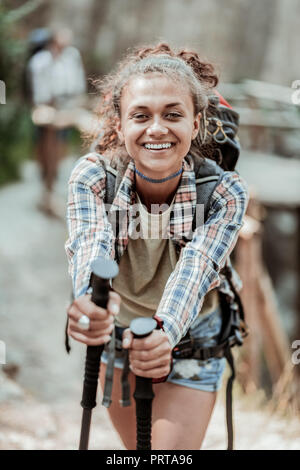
[85,43,219,165]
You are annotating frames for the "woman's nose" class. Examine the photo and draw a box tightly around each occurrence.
[146,120,168,136]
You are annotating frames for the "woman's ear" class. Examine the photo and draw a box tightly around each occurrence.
[191,112,201,140]
[115,117,124,144]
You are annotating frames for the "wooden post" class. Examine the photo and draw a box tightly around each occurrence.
[235,233,262,392]
[235,196,291,391]
[235,197,263,392]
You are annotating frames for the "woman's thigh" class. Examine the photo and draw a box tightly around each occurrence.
[99,364,216,450]
[152,381,216,450]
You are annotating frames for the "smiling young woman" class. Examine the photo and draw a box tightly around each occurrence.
[65,43,248,450]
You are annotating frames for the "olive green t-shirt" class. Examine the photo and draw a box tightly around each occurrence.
[112,193,218,328]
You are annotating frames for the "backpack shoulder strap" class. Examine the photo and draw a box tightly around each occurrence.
[85,152,119,205]
[192,156,224,230]
[105,166,118,205]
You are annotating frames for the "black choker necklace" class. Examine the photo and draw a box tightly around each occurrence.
[134,166,183,183]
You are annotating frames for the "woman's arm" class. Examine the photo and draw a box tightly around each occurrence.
[65,156,115,298]
[156,171,249,348]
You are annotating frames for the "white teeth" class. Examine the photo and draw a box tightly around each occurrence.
[144,143,172,150]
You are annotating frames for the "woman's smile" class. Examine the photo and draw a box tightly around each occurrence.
[141,141,176,154]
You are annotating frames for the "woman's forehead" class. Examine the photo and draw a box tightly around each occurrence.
[121,74,193,110]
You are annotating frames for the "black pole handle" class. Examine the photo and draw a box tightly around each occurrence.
[79,257,119,450]
[130,317,157,450]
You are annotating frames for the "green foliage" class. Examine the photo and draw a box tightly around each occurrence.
[0,1,41,187]
[0,103,34,186]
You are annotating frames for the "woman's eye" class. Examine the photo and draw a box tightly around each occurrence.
[165,113,182,119]
[133,114,148,120]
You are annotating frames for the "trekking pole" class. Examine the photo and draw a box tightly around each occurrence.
[130,317,157,450]
[79,257,119,451]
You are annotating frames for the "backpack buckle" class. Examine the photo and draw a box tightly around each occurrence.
[172,335,193,359]
[207,117,228,144]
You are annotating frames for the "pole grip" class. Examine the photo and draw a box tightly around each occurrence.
[80,258,118,410]
[130,317,157,450]
[80,273,110,409]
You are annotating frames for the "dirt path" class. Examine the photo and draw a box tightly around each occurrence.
[0,157,299,450]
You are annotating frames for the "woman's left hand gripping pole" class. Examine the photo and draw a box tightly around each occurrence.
[130,317,158,451]
[79,257,119,450]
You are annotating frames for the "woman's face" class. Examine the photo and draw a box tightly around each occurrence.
[116,74,201,178]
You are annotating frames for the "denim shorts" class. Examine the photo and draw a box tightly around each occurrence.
[101,307,226,393]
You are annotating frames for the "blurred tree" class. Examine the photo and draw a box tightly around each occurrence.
[0,0,43,187]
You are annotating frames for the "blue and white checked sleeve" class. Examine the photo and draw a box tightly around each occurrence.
[65,157,115,298]
[157,171,249,348]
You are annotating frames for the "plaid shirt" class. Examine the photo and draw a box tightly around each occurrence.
[65,153,249,348]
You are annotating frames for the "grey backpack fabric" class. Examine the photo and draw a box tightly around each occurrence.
[193,156,224,223]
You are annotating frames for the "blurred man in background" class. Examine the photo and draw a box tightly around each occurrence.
[27,27,86,217]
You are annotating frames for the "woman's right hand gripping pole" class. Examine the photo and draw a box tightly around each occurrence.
[67,291,121,346]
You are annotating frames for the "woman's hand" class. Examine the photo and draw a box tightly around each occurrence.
[67,291,121,346]
[122,328,172,379]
